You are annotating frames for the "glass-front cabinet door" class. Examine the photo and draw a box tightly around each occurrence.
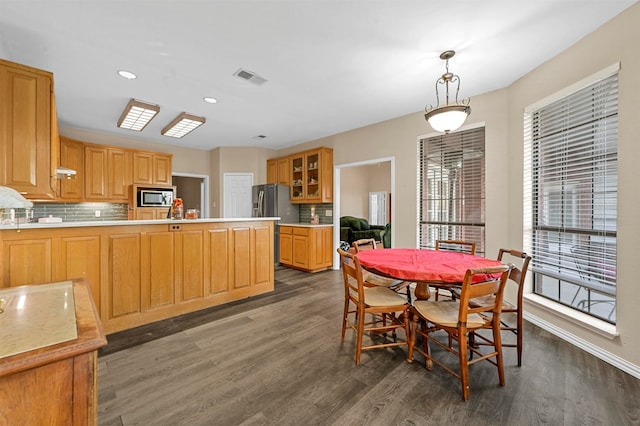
[290,154,304,202]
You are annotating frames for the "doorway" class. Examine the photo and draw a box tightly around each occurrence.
[173,173,209,218]
[333,157,395,269]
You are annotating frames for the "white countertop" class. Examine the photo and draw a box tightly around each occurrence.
[0,217,279,230]
[279,222,333,228]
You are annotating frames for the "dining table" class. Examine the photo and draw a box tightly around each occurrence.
[355,248,503,301]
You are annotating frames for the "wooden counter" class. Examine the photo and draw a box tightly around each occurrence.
[0,279,107,425]
[0,218,276,334]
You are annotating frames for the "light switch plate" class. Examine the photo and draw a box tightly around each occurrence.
[325,209,332,216]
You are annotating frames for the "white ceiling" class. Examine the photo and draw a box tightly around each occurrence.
[0,1,637,151]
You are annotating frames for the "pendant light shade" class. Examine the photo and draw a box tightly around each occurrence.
[424,50,471,133]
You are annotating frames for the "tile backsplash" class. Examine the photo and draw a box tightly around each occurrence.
[30,202,129,222]
[299,204,333,224]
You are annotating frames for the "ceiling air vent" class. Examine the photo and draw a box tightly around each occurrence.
[233,68,268,86]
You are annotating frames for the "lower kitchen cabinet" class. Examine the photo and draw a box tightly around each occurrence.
[279,225,333,272]
[0,220,275,334]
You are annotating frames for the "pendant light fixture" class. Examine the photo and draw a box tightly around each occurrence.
[424,50,471,133]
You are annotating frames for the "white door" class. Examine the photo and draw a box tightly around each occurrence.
[369,191,388,225]
[223,173,253,218]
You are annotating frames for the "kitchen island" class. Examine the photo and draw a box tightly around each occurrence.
[0,218,276,334]
[0,279,106,424]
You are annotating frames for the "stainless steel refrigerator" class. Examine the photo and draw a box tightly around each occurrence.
[252,184,299,263]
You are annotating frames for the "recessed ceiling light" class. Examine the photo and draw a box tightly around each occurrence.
[118,70,137,80]
[203,97,218,104]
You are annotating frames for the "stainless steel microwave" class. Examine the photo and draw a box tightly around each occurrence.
[138,188,174,207]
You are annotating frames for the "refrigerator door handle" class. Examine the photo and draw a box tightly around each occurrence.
[258,190,264,217]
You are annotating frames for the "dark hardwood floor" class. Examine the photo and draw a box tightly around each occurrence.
[98,266,640,425]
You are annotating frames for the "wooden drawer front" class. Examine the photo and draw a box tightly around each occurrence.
[280,226,293,234]
[293,227,310,236]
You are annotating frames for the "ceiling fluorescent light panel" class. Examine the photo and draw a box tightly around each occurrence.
[161,113,206,138]
[117,99,160,131]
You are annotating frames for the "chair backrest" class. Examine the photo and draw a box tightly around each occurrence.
[457,265,511,322]
[497,248,531,304]
[338,248,365,301]
[352,238,377,253]
[435,240,477,255]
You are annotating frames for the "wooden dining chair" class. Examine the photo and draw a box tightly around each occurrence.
[351,239,408,293]
[337,248,411,365]
[469,249,531,366]
[433,240,477,300]
[407,265,511,401]
[435,239,477,255]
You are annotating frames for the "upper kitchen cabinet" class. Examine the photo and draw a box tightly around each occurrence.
[0,59,56,199]
[266,159,277,184]
[276,157,291,186]
[133,151,172,186]
[290,147,333,204]
[84,143,132,202]
[59,137,84,200]
[266,156,291,186]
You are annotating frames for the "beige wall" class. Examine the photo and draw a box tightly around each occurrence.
[340,163,391,219]
[208,146,276,217]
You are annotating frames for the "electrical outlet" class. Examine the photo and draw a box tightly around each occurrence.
[325,209,332,216]
[94,210,101,218]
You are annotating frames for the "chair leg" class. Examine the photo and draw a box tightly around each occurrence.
[403,309,411,350]
[423,321,433,370]
[341,297,350,341]
[493,320,505,387]
[516,311,523,367]
[355,305,365,365]
[407,312,419,363]
[458,330,471,401]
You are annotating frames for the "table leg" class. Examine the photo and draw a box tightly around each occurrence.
[414,282,431,300]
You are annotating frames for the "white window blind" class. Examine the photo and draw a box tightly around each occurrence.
[525,72,618,323]
[419,127,485,254]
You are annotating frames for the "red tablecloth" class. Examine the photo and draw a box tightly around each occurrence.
[356,248,502,284]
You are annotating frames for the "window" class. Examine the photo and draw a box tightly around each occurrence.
[524,67,618,324]
[418,127,485,254]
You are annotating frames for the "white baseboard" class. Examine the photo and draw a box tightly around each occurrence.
[524,312,640,379]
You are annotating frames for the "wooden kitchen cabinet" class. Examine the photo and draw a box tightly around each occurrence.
[0,220,275,334]
[279,226,293,265]
[84,145,108,199]
[0,58,56,199]
[133,151,172,185]
[290,154,304,202]
[108,147,133,200]
[267,157,291,185]
[267,159,278,184]
[279,225,332,272]
[277,157,291,186]
[84,144,132,202]
[59,137,84,200]
[289,147,333,203]
[135,207,170,220]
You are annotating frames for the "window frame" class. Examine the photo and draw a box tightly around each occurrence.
[418,126,486,254]
[523,63,619,325]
